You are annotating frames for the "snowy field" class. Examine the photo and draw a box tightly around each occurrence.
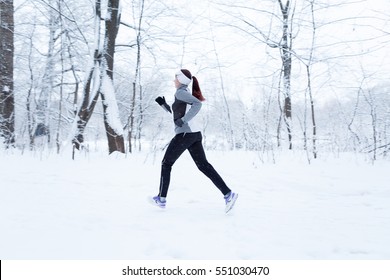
[0,148,389,260]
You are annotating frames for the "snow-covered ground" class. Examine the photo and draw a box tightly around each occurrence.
[0,148,389,260]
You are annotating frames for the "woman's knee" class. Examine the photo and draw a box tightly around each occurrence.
[196,161,212,173]
[162,159,173,170]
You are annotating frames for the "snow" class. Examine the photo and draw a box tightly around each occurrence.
[3,85,10,93]
[100,73,124,135]
[0,149,389,260]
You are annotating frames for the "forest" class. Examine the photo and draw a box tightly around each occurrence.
[1,0,389,161]
[1,0,390,263]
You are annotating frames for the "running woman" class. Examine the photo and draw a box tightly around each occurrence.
[152,69,238,213]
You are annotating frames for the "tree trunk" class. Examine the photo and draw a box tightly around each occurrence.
[101,0,125,153]
[72,0,124,154]
[127,82,136,153]
[73,59,100,150]
[308,0,317,159]
[307,65,317,158]
[126,0,144,153]
[34,0,57,143]
[72,0,103,150]
[0,0,15,147]
[278,0,293,150]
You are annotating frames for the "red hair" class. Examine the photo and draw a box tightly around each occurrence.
[181,69,205,101]
[192,76,205,101]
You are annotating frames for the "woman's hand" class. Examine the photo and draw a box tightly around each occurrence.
[174,118,184,127]
[155,96,172,113]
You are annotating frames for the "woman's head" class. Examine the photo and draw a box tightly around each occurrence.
[175,69,192,85]
[175,69,205,101]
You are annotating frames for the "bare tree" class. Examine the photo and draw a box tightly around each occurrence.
[13,0,86,151]
[303,0,317,159]
[126,0,145,153]
[277,0,293,150]
[0,0,15,147]
[33,0,57,144]
[121,0,180,153]
[25,24,36,150]
[208,18,235,150]
[214,0,295,149]
[73,0,125,154]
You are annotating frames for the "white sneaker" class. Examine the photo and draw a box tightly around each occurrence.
[150,195,166,208]
[224,192,238,213]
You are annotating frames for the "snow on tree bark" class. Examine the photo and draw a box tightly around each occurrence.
[72,0,124,154]
[278,0,293,150]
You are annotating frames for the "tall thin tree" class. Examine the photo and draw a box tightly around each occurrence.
[34,0,57,144]
[0,0,15,147]
[278,0,293,150]
[127,0,145,153]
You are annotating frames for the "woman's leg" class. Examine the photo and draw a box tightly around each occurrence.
[188,133,231,195]
[158,133,193,197]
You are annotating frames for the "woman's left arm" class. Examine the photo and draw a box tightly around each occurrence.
[176,90,202,123]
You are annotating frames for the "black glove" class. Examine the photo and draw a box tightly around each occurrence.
[174,118,184,127]
[155,96,172,113]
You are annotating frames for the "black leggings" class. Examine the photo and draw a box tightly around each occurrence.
[158,132,231,198]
